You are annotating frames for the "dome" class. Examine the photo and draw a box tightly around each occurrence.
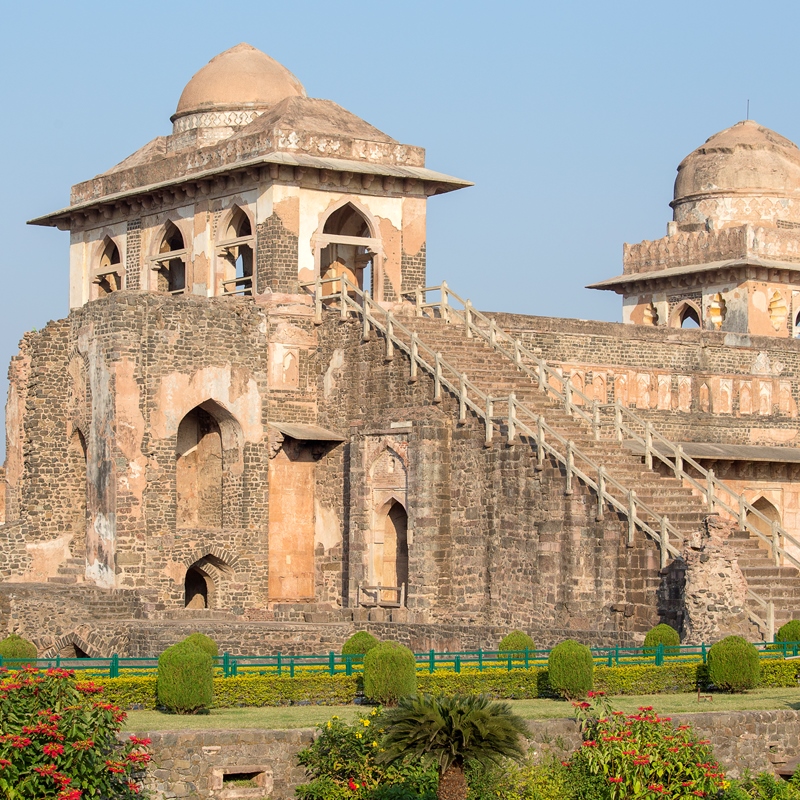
[172,43,306,122]
[672,120,800,229]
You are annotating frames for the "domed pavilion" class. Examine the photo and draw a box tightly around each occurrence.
[590,120,800,336]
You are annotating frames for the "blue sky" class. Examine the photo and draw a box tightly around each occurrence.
[1,0,799,428]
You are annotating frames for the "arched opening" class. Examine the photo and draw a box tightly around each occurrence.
[176,406,222,528]
[371,500,409,606]
[94,239,122,298]
[746,497,782,550]
[670,301,701,329]
[793,309,800,338]
[67,429,87,558]
[154,222,187,294]
[218,206,254,296]
[319,202,379,298]
[184,565,211,608]
[58,642,91,659]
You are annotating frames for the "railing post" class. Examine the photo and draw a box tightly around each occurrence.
[674,445,684,480]
[514,339,522,368]
[627,490,636,546]
[277,652,282,677]
[223,651,230,678]
[329,651,335,676]
[596,466,605,521]
[772,521,781,567]
[536,415,545,470]
[110,653,119,679]
[508,393,517,443]
[767,601,775,643]
[340,274,348,321]
[433,352,443,403]
[415,287,423,317]
[660,516,669,569]
[490,319,497,347]
[362,291,371,341]
[739,495,747,530]
[645,423,653,470]
[441,280,450,323]
[314,275,322,324]
[385,317,394,361]
[706,469,715,513]
[458,373,468,424]
[429,649,435,674]
[409,334,419,382]
[345,655,353,676]
[592,402,601,441]
[564,371,572,415]
[485,396,494,446]
[465,300,473,338]
[655,643,664,667]
[565,441,574,496]
[614,400,623,443]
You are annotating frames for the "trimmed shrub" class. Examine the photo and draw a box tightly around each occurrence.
[707,635,760,692]
[498,630,535,659]
[547,640,593,699]
[157,642,213,713]
[342,631,380,657]
[775,619,800,644]
[643,623,680,655]
[363,641,417,705]
[0,633,37,666]
[181,632,219,659]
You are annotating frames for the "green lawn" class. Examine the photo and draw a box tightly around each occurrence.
[122,687,800,732]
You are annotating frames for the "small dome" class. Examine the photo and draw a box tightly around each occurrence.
[672,120,800,229]
[172,43,306,122]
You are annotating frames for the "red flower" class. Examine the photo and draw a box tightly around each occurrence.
[608,777,623,783]
[582,740,598,747]
[127,781,140,794]
[0,759,9,769]
[348,778,358,791]
[129,735,151,746]
[70,739,94,751]
[75,681,104,694]
[43,742,65,757]
[58,790,82,800]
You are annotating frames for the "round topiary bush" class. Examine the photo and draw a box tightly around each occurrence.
[157,642,213,713]
[342,631,380,657]
[497,630,535,659]
[181,632,219,659]
[707,635,760,693]
[547,639,594,700]
[0,633,37,666]
[363,641,417,705]
[775,619,800,644]
[643,623,680,655]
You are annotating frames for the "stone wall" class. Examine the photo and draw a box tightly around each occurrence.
[137,709,800,799]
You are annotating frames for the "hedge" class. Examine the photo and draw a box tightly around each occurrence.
[92,657,800,710]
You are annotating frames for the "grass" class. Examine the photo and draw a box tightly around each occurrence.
[122,687,800,731]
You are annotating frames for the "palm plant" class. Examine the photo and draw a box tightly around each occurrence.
[379,693,529,800]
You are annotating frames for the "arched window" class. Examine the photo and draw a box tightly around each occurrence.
[153,222,187,294]
[372,500,408,606]
[93,239,122,298]
[318,202,381,299]
[217,206,254,296]
[746,496,783,557]
[176,406,222,528]
[670,300,701,329]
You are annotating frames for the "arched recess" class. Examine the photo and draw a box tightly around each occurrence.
[670,300,701,329]
[372,499,409,606]
[217,205,254,296]
[93,237,123,299]
[175,401,243,529]
[67,429,88,558]
[746,496,783,557]
[183,553,234,610]
[315,200,384,300]
[153,221,187,294]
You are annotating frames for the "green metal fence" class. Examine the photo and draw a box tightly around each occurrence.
[1,640,798,679]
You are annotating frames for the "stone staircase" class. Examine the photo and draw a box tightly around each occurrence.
[400,315,800,630]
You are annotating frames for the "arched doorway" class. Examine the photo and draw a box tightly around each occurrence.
[374,500,408,606]
[218,206,254,296]
[176,406,222,528]
[746,496,782,557]
[184,565,211,608]
[318,202,381,299]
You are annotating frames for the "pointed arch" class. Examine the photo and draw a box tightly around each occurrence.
[151,220,188,294]
[669,300,701,329]
[314,198,384,300]
[746,496,783,557]
[217,205,254,296]
[92,236,123,298]
[67,428,88,559]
